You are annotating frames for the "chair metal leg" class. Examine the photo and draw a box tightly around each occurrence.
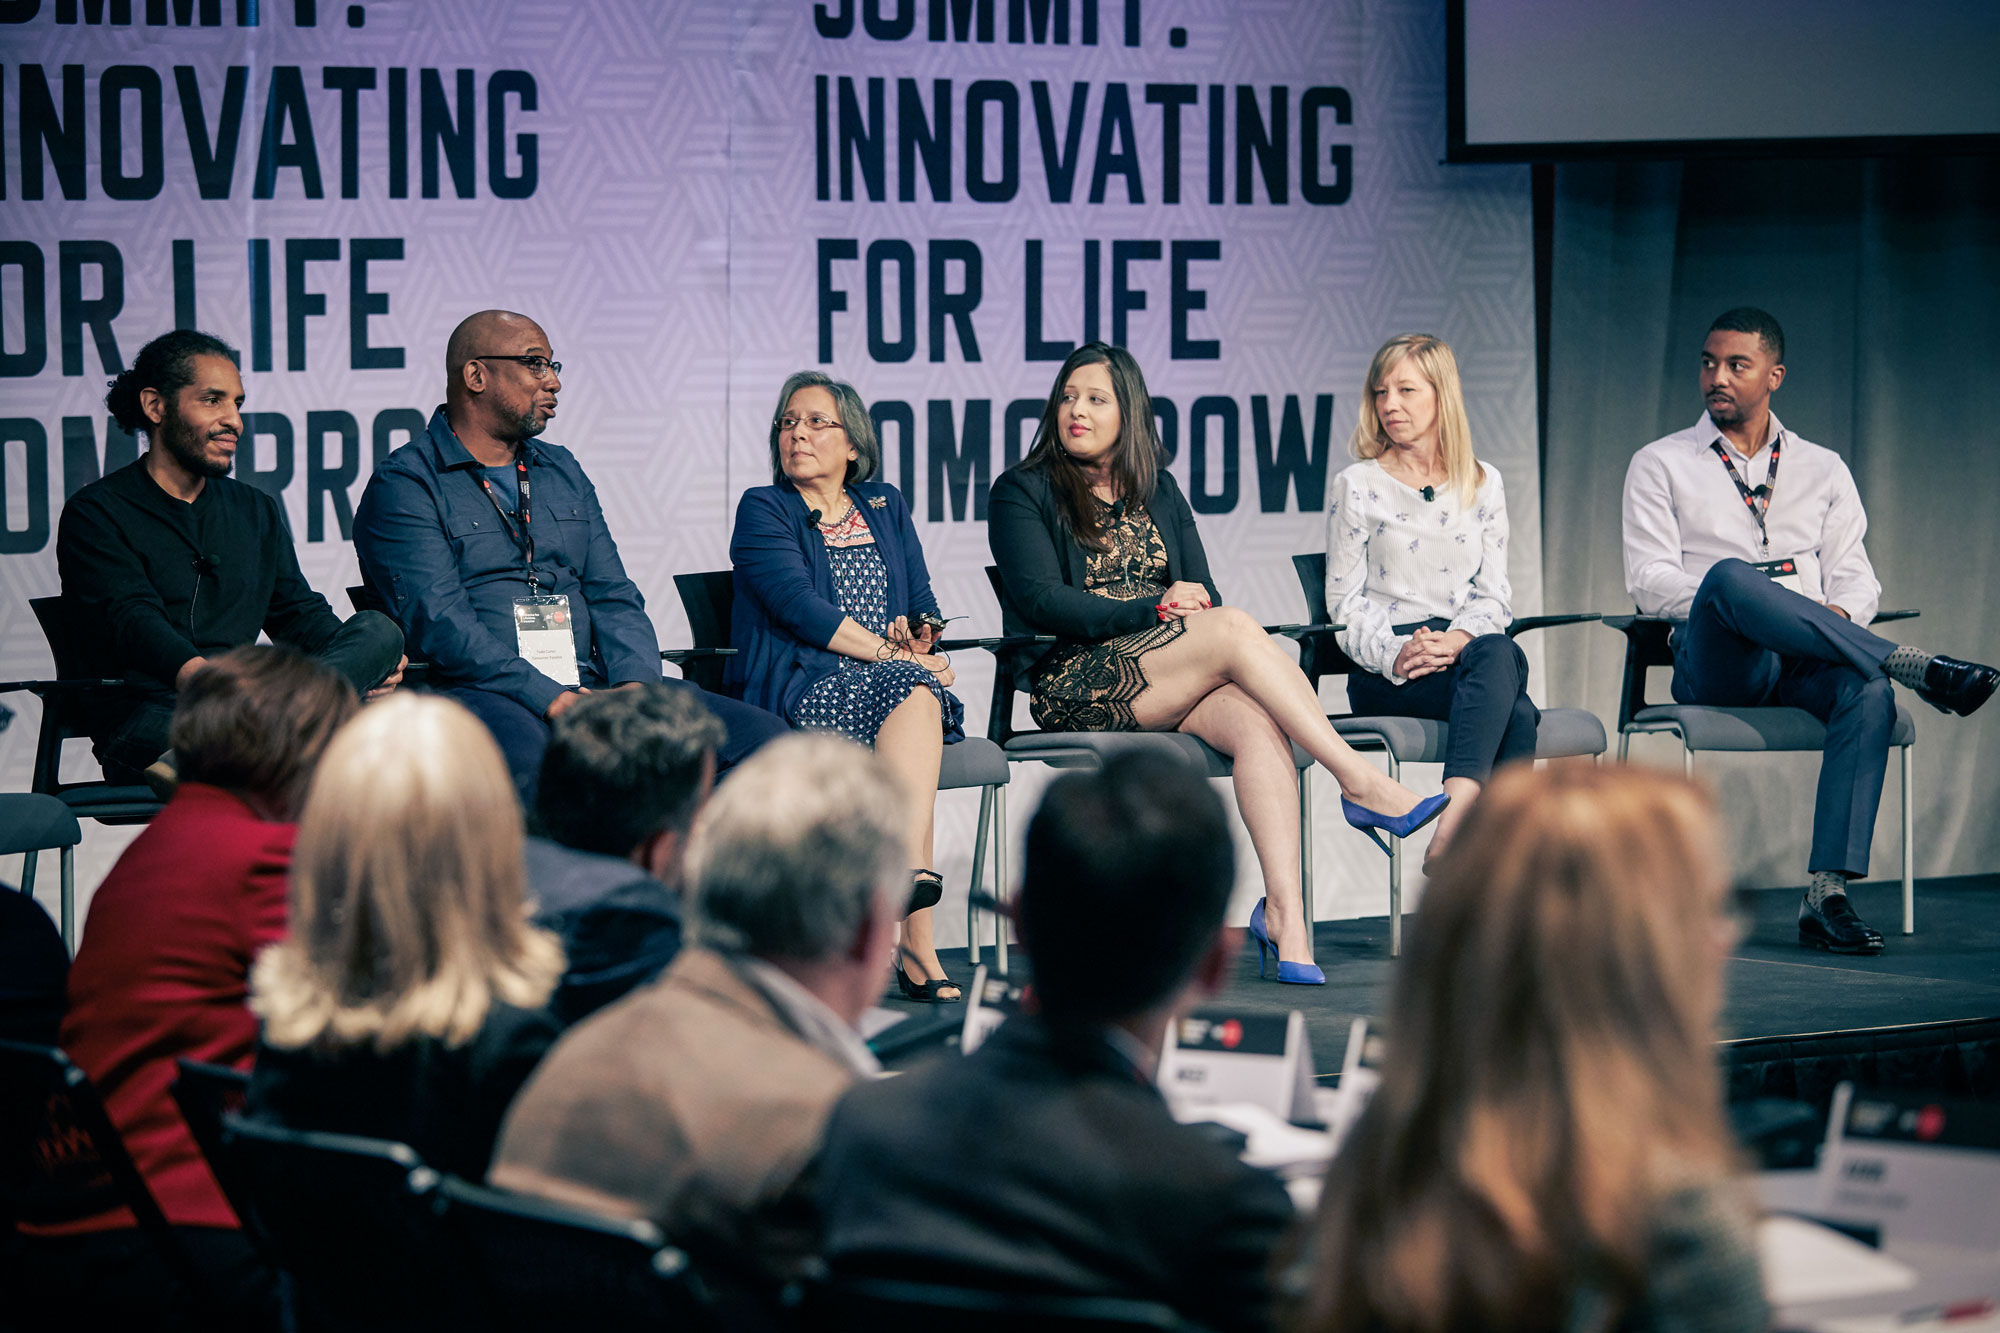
[1617,731,1631,762]
[1901,741,1915,935]
[1385,753,1403,959]
[1298,767,1313,928]
[967,785,994,967]
[61,845,76,955]
[994,784,1009,975]
[1682,746,1693,779]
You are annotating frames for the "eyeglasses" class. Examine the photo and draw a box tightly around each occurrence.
[776,414,845,434]
[472,355,562,380]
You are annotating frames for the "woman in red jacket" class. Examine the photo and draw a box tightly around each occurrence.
[29,646,357,1330]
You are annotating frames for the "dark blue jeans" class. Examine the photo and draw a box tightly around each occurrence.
[1344,628,1539,783]
[1672,558,1897,878]
[446,676,789,809]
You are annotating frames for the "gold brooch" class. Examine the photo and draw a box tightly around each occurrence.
[867,496,887,508]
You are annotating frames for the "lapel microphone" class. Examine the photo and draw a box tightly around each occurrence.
[1420,486,1435,502]
[806,509,821,525]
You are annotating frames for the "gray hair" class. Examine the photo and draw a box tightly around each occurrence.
[685,733,906,960]
[767,370,880,486]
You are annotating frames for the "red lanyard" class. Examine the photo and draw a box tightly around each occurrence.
[1709,435,1781,553]
[475,454,538,590]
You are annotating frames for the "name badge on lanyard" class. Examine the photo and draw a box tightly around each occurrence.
[1752,557,1805,596]
[477,451,579,686]
[513,595,580,686]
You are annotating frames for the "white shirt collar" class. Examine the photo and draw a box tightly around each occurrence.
[1698,409,1787,463]
[733,955,883,1078]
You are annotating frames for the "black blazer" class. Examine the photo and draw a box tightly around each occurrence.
[987,463,1220,680]
[817,1017,1294,1333]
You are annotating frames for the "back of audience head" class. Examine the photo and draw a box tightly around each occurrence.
[172,645,357,820]
[1294,764,1740,1332]
[252,693,563,1053]
[533,684,726,875]
[683,733,904,1013]
[1020,752,1237,1026]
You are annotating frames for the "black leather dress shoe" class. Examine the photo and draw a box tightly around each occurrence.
[1916,655,1999,717]
[1798,894,1885,955]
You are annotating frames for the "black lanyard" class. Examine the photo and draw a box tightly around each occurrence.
[475,453,539,591]
[1709,434,1782,553]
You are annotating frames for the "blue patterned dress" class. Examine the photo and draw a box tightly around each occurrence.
[791,508,964,744]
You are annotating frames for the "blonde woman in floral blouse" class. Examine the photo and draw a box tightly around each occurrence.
[1325,334,1538,864]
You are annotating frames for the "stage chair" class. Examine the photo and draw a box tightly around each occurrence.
[8,596,164,844]
[673,569,1014,966]
[1604,611,1919,933]
[433,1174,710,1330]
[0,1040,212,1307]
[981,566,1316,971]
[808,1273,1210,1331]
[0,794,83,953]
[216,1112,450,1333]
[1289,553,1607,955]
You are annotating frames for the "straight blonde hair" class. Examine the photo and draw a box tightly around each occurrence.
[1291,766,1742,1333]
[1351,333,1481,508]
[252,694,563,1053]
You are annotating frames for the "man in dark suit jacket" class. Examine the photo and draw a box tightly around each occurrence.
[526,684,724,1026]
[816,752,1296,1333]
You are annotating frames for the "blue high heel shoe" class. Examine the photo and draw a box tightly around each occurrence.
[1248,898,1326,985]
[1341,791,1450,857]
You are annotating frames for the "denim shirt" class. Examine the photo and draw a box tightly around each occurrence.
[353,408,661,715]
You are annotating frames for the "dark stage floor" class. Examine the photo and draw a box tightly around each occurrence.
[886,875,2000,1078]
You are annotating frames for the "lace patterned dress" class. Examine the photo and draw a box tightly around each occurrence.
[790,506,964,744]
[1028,501,1186,731]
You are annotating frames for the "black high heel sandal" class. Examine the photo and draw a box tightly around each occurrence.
[904,868,944,917]
[892,961,963,1003]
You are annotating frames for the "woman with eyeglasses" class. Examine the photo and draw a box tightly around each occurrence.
[728,371,967,1003]
[989,343,1447,986]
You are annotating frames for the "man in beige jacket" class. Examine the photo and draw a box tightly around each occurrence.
[490,733,903,1314]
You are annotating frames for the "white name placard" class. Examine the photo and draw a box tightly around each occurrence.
[1813,1082,2000,1251]
[1157,1007,1316,1123]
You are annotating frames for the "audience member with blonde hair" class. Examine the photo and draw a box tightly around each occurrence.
[1325,333,1538,862]
[1287,765,1766,1333]
[246,693,564,1182]
[29,646,357,1331]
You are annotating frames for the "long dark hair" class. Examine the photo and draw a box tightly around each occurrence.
[1022,343,1162,551]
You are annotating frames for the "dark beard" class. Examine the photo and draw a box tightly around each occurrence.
[159,405,232,479]
[1705,396,1743,428]
[501,401,547,442]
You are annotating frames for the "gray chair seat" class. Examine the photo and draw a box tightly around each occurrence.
[1536,707,1611,760]
[2,793,85,953]
[1631,703,1916,752]
[937,737,1010,789]
[1331,714,1447,763]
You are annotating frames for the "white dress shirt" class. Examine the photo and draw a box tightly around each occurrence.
[1324,458,1512,685]
[1622,411,1880,624]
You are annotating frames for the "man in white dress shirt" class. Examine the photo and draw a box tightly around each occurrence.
[1622,307,1996,954]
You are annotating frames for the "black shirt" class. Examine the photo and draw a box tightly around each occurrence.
[55,459,345,689]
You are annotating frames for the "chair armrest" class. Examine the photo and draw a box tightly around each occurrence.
[1873,609,1919,624]
[940,634,1056,653]
[660,647,738,665]
[1599,614,1673,634]
[1272,623,1346,641]
[0,677,126,695]
[1507,612,1603,638]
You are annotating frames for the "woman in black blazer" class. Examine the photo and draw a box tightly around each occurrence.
[988,344,1447,985]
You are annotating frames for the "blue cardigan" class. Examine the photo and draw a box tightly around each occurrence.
[726,481,962,741]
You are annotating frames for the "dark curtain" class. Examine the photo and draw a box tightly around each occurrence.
[1543,156,2000,884]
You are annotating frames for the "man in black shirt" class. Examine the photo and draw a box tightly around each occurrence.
[56,330,405,781]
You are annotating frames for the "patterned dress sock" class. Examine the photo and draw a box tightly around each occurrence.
[1882,646,1933,690]
[1804,870,1849,911]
